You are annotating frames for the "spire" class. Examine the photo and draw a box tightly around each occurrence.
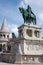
[1,18,9,33]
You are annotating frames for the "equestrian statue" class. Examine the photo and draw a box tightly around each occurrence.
[19,5,36,25]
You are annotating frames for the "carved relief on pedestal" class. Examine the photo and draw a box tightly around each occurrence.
[27,44,43,51]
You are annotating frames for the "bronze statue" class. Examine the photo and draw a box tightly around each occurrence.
[19,5,36,25]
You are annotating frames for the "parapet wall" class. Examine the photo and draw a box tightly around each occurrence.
[0,53,16,63]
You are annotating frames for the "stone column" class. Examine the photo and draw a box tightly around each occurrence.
[32,29,35,37]
[23,28,26,38]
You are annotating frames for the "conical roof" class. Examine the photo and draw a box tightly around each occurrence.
[1,18,9,33]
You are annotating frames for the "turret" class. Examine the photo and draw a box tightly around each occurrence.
[0,18,10,39]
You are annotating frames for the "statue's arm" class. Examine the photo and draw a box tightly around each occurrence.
[31,11,36,16]
[31,11,36,18]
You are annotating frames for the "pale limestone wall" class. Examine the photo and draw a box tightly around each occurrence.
[19,24,41,38]
[10,41,15,53]
[15,54,21,63]
[21,56,40,63]
[24,40,43,55]
[10,40,19,54]
[18,40,24,54]
[14,54,43,64]
[0,41,7,45]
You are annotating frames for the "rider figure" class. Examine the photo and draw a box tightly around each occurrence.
[26,5,31,18]
[19,5,36,25]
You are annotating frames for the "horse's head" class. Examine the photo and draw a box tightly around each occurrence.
[19,7,24,13]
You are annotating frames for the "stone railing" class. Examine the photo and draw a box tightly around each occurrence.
[0,53,16,63]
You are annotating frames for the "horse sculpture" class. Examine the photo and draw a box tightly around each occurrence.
[19,5,36,25]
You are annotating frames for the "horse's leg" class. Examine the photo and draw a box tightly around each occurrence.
[32,19,35,24]
[35,20,36,25]
[35,19,36,24]
[25,16,27,23]
[33,20,36,25]
[23,15,25,23]
[30,17,33,24]
[32,17,35,25]
[33,19,36,25]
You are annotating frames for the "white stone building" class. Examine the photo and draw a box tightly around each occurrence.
[0,18,43,65]
[0,18,10,53]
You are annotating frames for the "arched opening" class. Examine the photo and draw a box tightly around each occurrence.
[7,35,9,38]
[0,44,2,51]
[3,44,6,52]
[0,34,2,38]
[3,34,5,38]
[26,29,32,37]
[34,30,40,38]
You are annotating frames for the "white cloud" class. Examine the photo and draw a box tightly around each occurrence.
[19,0,32,8]
[38,13,43,21]
[19,0,26,8]
[8,24,18,38]
[37,12,43,26]
[23,0,43,6]
[23,0,31,5]
[9,33,12,38]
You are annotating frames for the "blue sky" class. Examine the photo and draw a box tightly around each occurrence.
[0,0,43,37]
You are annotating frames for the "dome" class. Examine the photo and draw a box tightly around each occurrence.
[1,18,9,33]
